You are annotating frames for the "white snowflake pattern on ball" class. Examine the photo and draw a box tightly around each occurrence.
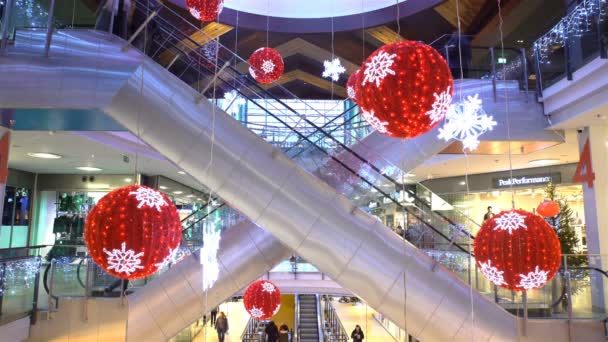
[248,67,257,79]
[479,260,507,286]
[322,58,346,82]
[517,266,549,290]
[493,211,527,235]
[129,187,168,212]
[362,109,390,135]
[362,51,397,87]
[249,306,265,318]
[189,7,202,20]
[261,281,276,294]
[154,247,177,270]
[347,86,356,100]
[425,86,452,125]
[217,0,225,15]
[272,304,281,316]
[103,242,144,276]
[261,59,275,74]
[437,93,497,151]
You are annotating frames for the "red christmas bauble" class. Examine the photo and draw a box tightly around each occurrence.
[474,209,561,291]
[243,280,281,320]
[347,69,362,103]
[358,41,453,139]
[248,48,284,84]
[186,0,224,22]
[537,200,560,217]
[84,185,182,280]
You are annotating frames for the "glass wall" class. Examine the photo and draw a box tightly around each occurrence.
[0,186,31,249]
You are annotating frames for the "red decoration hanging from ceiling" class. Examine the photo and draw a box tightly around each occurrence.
[248,48,284,84]
[474,209,561,291]
[537,200,560,218]
[84,185,182,280]
[346,69,362,104]
[357,41,453,139]
[243,280,282,320]
[186,0,225,22]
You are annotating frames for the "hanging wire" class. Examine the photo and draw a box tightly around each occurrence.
[330,0,335,101]
[266,0,270,47]
[396,0,401,37]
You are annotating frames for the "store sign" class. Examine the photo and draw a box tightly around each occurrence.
[493,173,561,188]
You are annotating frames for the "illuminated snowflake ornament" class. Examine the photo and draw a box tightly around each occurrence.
[103,242,144,276]
[129,187,168,212]
[517,266,550,290]
[438,94,497,151]
[261,281,277,294]
[426,87,452,125]
[322,58,346,82]
[493,211,527,234]
[200,221,222,290]
[249,306,265,319]
[223,90,247,115]
[479,260,507,286]
[154,247,177,270]
[362,51,397,87]
[362,110,390,135]
[261,59,275,74]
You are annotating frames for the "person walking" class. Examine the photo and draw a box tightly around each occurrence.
[483,206,494,222]
[265,321,280,342]
[215,312,229,342]
[210,306,218,326]
[351,325,364,342]
[278,322,289,342]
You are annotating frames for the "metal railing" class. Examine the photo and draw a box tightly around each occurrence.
[241,317,263,341]
[322,297,349,342]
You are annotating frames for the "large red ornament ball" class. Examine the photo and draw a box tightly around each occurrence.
[358,41,453,139]
[186,0,224,22]
[346,69,362,103]
[537,200,560,217]
[474,209,561,291]
[84,185,182,280]
[248,48,284,84]
[243,280,282,320]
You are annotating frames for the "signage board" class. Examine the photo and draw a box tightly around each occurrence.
[493,173,561,188]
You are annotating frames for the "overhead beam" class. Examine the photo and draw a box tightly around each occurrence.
[364,25,405,47]
[158,22,233,66]
[434,0,487,30]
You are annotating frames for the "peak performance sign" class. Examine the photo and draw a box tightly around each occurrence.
[493,173,561,188]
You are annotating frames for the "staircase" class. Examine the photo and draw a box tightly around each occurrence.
[298,295,321,342]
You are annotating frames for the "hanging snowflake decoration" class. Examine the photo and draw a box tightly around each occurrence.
[103,242,144,276]
[322,58,346,82]
[479,260,507,286]
[249,306,265,318]
[493,211,527,234]
[261,281,277,294]
[517,266,550,290]
[438,94,497,151]
[362,51,397,87]
[223,90,247,115]
[129,187,168,212]
[426,87,453,125]
[200,220,222,290]
[362,110,390,135]
[154,247,178,270]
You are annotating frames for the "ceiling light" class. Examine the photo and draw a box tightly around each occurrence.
[187,194,195,198]
[404,173,416,177]
[27,152,62,159]
[197,198,202,201]
[124,178,133,182]
[459,181,466,185]
[528,159,560,166]
[159,185,168,190]
[173,191,183,195]
[76,166,102,172]
[177,171,186,175]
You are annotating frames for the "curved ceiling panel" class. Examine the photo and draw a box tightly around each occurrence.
[223,0,408,18]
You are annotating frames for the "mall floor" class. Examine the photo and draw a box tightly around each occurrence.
[192,301,250,342]
[334,301,396,341]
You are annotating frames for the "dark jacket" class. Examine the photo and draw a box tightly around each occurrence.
[351,328,364,342]
[215,316,229,333]
[265,322,280,342]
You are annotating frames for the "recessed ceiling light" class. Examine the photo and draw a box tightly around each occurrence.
[76,166,102,171]
[124,178,133,182]
[528,159,560,166]
[196,197,202,201]
[186,194,195,198]
[27,152,62,159]
[173,191,183,194]
[177,171,186,175]
[459,181,467,185]
[159,185,168,190]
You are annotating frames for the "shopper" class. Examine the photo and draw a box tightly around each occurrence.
[483,206,494,222]
[351,325,365,342]
[279,322,289,342]
[210,306,218,326]
[215,312,229,342]
[265,321,280,342]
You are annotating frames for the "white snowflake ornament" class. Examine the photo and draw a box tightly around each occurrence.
[493,211,527,235]
[129,187,168,212]
[438,93,497,151]
[261,281,276,294]
[322,58,346,82]
[103,242,144,276]
[479,260,507,286]
[517,266,549,290]
[425,87,452,125]
[249,306,265,319]
[362,109,391,135]
[362,51,397,87]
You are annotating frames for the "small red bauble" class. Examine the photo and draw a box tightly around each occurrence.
[243,280,281,320]
[186,0,224,22]
[537,200,560,217]
[84,185,181,280]
[248,48,284,84]
[474,209,561,291]
[346,69,362,103]
[358,41,453,139]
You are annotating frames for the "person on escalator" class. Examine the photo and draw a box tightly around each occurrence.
[265,321,280,342]
[351,325,364,342]
[279,322,289,342]
[215,312,229,342]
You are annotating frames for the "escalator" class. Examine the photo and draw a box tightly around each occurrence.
[297,294,321,342]
[1,9,605,342]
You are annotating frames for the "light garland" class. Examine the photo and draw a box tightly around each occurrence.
[0,258,41,295]
[535,0,607,62]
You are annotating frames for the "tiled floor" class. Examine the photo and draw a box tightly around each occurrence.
[333,302,396,341]
[193,301,251,342]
